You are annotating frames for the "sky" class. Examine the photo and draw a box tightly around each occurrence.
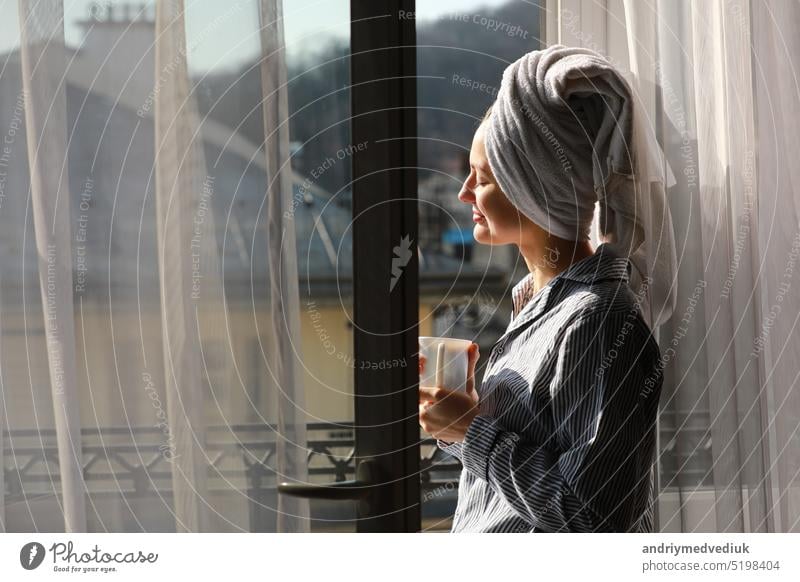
[0,0,508,72]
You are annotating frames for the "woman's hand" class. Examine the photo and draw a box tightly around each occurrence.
[418,342,480,442]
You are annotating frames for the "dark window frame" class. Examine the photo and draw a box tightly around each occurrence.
[350,0,420,532]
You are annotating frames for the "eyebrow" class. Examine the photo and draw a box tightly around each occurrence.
[471,161,491,172]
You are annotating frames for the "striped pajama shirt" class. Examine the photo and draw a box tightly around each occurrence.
[437,244,663,533]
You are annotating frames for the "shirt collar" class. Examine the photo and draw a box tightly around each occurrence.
[511,272,537,319]
[509,243,631,320]
[553,243,632,285]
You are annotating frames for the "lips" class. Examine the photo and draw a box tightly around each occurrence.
[472,208,486,223]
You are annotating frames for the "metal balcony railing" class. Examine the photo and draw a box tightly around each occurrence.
[2,410,713,502]
[2,423,462,500]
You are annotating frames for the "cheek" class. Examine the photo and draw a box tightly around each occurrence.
[477,188,518,231]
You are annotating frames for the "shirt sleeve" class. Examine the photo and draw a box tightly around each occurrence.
[435,439,463,462]
[458,310,662,532]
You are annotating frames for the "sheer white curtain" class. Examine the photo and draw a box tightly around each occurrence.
[545,0,800,532]
[1,0,308,532]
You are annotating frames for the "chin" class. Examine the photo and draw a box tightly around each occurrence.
[473,224,494,245]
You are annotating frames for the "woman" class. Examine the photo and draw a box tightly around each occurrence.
[418,45,671,533]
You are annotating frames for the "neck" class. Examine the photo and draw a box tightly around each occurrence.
[519,235,594,293]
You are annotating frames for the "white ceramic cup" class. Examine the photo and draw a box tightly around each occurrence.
[418,336,472,392]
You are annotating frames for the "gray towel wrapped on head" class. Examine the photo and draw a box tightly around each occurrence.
[484,44,678,328]
[484,43,636,241]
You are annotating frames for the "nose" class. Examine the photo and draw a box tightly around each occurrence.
[458,176,475,205]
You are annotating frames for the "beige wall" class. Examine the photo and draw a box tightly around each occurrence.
[299,302,435,422]
[1,302,437,429]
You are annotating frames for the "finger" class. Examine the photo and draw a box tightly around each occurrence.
[419,385,449,402]
[419,402,434,433]
[418,354,426,374]
[466,342,479,394]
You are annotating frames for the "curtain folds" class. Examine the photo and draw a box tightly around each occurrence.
[18,0,87,533]
[545,0,800,532]
[259,0,311,533]
[2,0,307,532]
[153,0,212,533]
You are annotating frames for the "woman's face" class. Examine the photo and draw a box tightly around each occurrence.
[458,121,531,246]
